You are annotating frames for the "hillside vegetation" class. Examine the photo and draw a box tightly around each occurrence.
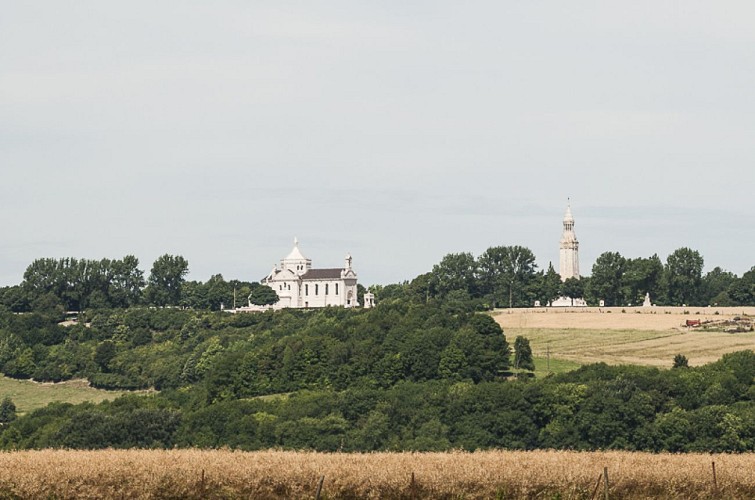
[0,306,753,452]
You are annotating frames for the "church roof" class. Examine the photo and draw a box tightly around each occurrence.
[284,238,308,261]
[301,268,344,280]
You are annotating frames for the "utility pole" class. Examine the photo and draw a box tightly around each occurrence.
[509,280,513,309]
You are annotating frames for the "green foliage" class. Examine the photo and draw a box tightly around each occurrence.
[478,246,538,308]
[622,255,664,305]
[561,277,584,302]
[534,263,561,306]
[664,248,704,306]
[248,284,279,306]
[513,336,535,371]
[431,253,478,299]
[588,252,627,306]
[19,256,144,312]
[0,397,16,424]
[145,255,189,307]
[673,354,689,369]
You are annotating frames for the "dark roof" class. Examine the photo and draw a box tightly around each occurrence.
[301,268,344,280]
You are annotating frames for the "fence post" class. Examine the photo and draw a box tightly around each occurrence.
[712,461,718,496]
[315,475,325,500]
[590,473,603,500]
[603,467,609,500]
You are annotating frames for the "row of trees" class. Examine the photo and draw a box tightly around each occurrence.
[583,248,754,306]
[0,255,279,314]
[371,246,755,308]
[1,246,752,313]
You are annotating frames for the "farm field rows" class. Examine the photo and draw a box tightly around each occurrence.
[494,307,755,368]
[0,449,751,499]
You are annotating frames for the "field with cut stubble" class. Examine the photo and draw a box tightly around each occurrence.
[494,306,755,368]
[0,449,752,499]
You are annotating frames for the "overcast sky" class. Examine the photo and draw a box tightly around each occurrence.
[2,1,754,286]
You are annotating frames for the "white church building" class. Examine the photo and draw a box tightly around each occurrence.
[260,239,362,309]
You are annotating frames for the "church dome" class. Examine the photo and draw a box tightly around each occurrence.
[285,238,307,261]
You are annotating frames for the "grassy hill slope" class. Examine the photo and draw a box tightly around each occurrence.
[0,377,130,415]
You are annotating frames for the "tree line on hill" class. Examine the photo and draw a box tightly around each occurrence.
[0,246,752,317]
[0,255,279,315]
[371,246,755,309]
[0,305,751,452]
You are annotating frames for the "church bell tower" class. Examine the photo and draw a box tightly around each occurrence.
[559,200,580,281]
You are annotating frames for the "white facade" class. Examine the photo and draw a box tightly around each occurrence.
[551,201,587,307]
[260,239,360,309]
[558,202,580,281]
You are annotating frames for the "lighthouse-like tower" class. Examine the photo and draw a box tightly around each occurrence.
[559,201,580,281]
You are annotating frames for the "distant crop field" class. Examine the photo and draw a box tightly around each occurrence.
[0,449,751,499]
[0,377,130,415]
[494,307,755,368]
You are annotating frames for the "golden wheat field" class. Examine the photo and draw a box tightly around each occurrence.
[493,307,755,367]
[0,449,752,499]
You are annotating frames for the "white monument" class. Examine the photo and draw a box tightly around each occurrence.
[559,201,580,281]
[551,201,587,307]
[643,292,652,307]
[363,291,375,309]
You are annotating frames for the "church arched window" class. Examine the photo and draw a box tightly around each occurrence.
[315,284,319,295]
[325,284,329,295]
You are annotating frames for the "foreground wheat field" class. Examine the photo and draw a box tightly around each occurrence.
[0,449,752,499]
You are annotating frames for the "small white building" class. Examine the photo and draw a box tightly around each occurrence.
[260,239,360,309]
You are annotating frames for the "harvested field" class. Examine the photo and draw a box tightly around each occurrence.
[495,306,755,331]
[0,449,751,499]
[493,307,755,368]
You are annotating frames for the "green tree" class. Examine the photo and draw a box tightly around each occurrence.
[727,267,755,306]
[477,246,538,308]
[108,255,145,307]
[513,336,535,371]
[588,251,627,306]
[145,255,189,306]
[700,267,738,306]
[94,340,117,372]
[561,277,584,305]
[622,255,664,306]
[672,354,689,369]
[0,397,17,424]
[430,253,478,298]
[533,263,561,306]
[248,284,279,306]
[664,248,704,306]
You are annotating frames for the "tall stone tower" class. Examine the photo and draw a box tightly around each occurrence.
[559,201,580,281]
